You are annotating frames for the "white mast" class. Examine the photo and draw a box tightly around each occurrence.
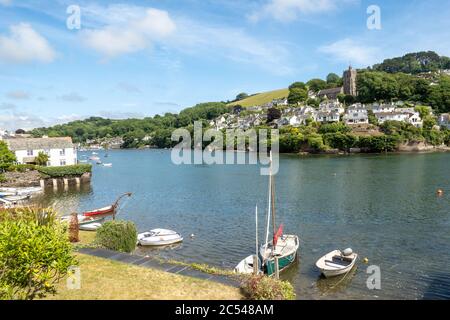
[264,151,273,252]
[255,205,259,268]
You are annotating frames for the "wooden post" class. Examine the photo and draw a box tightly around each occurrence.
[253,255,258,275]
[69,212,79,243]
[274,257,280,279]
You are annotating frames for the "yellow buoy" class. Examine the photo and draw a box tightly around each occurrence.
[363,257,369,264]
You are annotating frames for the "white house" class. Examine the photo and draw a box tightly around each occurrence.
[438,113,450,129]
[371,103,396,113]
[319,101,345,115]
[316,111,340,123]
[5,137,77,167]
[344,104,369,125]
[375,111,423,128]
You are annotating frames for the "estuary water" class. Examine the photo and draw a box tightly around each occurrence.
[36,149,450,300]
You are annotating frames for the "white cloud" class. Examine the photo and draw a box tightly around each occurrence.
[117,82,141,93]
[0,103,17,110]
[0,111,86,131]
[249,0,357,22]
[6,90,30,100]
[0,23,56,64]
[170,19,294,75]
[318,38,380,66]
[58,92,86,102]
[81,8,176,59]
[0,0,11,6]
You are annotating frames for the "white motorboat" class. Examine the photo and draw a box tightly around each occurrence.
[2,194,31,202]
[0,187,42,195]
[235,255,261,274]
[79,222,102,231]
[315,248,358,278]
[137,229,183,246]
[102,163,112,167]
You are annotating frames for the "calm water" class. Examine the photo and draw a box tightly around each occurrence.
[36,150,450,300]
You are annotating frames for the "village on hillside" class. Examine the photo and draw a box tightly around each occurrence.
[209,66,450,133]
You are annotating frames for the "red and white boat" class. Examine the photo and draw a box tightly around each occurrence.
[83,205,115,217]
[82,193,132,218]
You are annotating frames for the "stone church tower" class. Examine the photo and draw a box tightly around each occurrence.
[343,66,357,96]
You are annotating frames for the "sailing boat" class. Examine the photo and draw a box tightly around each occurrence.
[259,151,299,276]
[235,152,299,276]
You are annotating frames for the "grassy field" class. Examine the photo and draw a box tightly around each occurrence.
[228,88,289,107]
[44,230,243,300]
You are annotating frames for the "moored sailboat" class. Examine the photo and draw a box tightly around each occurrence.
[259,151,299,276]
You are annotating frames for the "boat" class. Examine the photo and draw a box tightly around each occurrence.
[0,187,42,195]
[0,191,16,197]
[96,160,103,165]
[137,229,183,246]
[235,152,299,277]
[82,192,132,218]
[102,163,112,167]
[235,255,261,274]
[2,194,31,202]
[61,214,104,225]
[92,152,98,155]
[259,151,299,276]
[315,248,358,278]
[79,222,102,231]
[83,205,114,217]
[89,156,100,161]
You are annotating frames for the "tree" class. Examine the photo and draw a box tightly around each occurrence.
[288,82,307,90]
[288,87,308,105]
[306,79,327,92]
[0,141,16,172]
[0,208,76,300]
[15,129,26,134]
[35,152,49,166]
[235,93,249,101]
[267,108,282,123]
[326,73,341,84]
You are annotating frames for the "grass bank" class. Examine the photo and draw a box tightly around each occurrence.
[44,231,243,300]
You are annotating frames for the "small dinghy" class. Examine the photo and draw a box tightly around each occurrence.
[137,229,183,246]
[102,163,112,167]
[316,248,358,278]
[235,255,261,274]
[79,222,102,231]
[2,194,30,202]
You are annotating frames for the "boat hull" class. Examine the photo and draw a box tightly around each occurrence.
[315,250,358,278]
[138,229,183,246]
[264,251,297,276]
[83,206,115,217]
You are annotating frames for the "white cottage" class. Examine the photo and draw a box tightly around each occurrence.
[5,137,77,166]
[344,104,369,125]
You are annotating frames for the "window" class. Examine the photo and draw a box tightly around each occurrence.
[60,160,66,166]
[60,149,65,156]
[27,150,33,156]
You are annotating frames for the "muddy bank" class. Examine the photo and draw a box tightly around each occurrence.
[0,171,41,188]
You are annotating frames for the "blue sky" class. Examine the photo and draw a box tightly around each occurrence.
[1,0,450,130]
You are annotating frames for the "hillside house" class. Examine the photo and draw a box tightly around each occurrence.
[438,113,450,129]
[343,104,369,125]
[317,87,344,100]
[5,137,77,166]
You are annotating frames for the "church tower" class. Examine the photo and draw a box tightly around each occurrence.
[343,66,357,96]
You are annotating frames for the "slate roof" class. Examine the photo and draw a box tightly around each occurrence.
[5,137,74,151]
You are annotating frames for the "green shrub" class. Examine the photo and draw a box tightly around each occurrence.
[0,207,76,300]
[0,173,6,183]
[37,164,92,178]
[240,275,296,300]
[7,164,37,172]
[95,220,137,253]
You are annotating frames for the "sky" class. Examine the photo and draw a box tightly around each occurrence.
[1,0,450,130]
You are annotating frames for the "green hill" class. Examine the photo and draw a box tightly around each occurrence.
[228,88,289,107]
